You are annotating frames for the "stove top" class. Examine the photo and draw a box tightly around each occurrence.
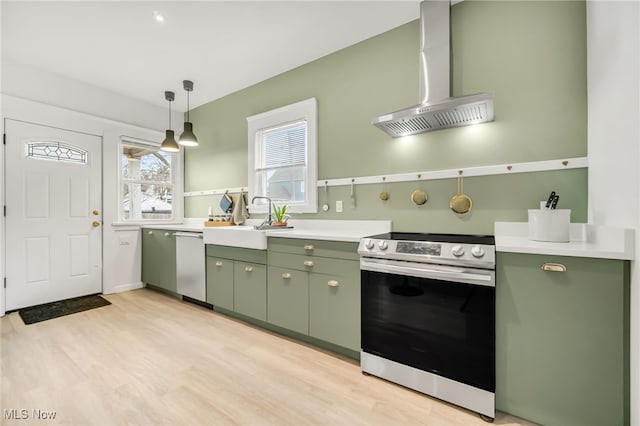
[367,232,495,245]
[358,232,496,269]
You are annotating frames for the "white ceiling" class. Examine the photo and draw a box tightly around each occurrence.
[1,1,420,111]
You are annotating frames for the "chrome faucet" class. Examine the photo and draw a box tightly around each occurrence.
[251,196,273,228]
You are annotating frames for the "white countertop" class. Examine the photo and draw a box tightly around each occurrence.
[495,222,635,260]
[143,218,391,243]
[201,218,391,249]
[141,218,206,233]
[265,219,391,243]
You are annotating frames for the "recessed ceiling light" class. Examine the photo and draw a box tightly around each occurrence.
[152,11,165,23]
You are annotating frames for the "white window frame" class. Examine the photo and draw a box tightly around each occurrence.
[247,97,318,214]
[117,136,182,224]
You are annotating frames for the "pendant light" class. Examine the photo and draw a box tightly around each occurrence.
[160,91,179,152]
[178,79,199,147]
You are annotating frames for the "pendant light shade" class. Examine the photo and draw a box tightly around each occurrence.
[161,91,180,152]
[178,80,199,147]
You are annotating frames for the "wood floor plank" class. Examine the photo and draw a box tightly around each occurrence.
[1,288,537,425]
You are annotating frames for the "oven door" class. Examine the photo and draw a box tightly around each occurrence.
[361,258,495,392]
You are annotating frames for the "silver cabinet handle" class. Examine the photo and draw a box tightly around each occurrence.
[215,261,223,267]
[148,231,153,235]
[303,260,314,267]
[164,232,170,237]
[174,232,203,239]
[282,272,292,279]
[541,263,567,272]
[327,280,339,287]
[304,244,314,251]
[245,266,253,272]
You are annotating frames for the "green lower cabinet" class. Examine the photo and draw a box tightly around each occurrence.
[496,252,629,426]
[234,262,267,321]
[206,257,234,310]
[267,238,361,353]
[267,266,309,335]
[142,229,177,292]
[309,268,360,351]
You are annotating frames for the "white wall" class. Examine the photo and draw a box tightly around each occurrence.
[2,60,178,131]
[587,1,640,424]
[0,62,184,315]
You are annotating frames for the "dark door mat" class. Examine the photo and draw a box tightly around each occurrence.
[18,294,111,325]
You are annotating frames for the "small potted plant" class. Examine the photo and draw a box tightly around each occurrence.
[272,203,289,226]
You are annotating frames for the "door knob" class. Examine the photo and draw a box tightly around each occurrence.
[92,221,101,227]
[92,210,100,216]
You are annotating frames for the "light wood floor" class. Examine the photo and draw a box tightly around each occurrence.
[1,289,536,426]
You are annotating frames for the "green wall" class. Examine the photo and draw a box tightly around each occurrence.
[185,1,587,234]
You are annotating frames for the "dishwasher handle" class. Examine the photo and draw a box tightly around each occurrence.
[173,232,203,239]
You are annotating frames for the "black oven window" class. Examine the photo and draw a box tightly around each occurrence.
[361,270,495,392]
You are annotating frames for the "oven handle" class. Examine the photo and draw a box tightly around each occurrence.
[360,259,495,287]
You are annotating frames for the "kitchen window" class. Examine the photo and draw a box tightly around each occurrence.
[247,98,317,213]
[119,138,178,222]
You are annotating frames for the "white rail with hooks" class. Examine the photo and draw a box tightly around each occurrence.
[317,157,588,188]
[184,187,245,197]
[183,157,588,196]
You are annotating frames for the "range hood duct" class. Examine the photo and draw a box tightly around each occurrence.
[372,0,494,137]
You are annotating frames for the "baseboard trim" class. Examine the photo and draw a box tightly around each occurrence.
[103,281,144,295]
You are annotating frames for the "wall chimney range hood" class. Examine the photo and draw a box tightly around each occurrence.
[372,0,494,138]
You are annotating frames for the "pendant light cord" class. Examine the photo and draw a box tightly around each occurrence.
[168,98,172,129]
[186,90,190,122]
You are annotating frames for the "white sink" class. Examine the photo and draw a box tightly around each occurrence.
[203,226,273,249]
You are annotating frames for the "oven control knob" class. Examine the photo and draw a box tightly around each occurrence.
[378,241,389,250]
[365,239,375,250]
[451,245,465,257]
[471,246,485,258]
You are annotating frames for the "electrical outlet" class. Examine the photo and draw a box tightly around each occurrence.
[336,200,343,213]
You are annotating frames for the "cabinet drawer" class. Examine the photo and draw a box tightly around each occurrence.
[234,262,267,321]
[268,237,359,260]
[268,252,359,276]
[309,271,360,351]
[267,266,309,335]
[206,245,267,264]
[206,257,234,310]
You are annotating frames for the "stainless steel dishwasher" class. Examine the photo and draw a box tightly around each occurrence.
[174,231,206,302]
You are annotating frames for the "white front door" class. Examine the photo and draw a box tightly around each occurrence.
[5,119,102,310]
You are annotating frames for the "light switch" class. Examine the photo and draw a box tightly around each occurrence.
[336,200,343,213]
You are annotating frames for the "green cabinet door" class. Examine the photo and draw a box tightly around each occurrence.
[496,252,629,426]
[268,237,359,260]
[267,266,309,334]
[308,262,360,351]
[142,229,177,292]
[234,262,267,321]
[206,257,234,310]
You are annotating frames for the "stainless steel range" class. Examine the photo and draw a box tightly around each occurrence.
[358,232,496,420]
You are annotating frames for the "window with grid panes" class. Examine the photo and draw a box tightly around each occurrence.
[247,98,317,213]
